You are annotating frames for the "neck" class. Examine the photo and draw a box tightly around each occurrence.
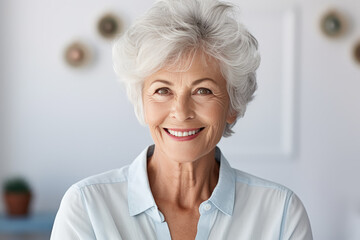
[147,147,219,210]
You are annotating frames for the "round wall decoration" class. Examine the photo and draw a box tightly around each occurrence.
[353,40,360,65]
[97,13,122,39]
[64,42,90,67]
[320,10,347,38]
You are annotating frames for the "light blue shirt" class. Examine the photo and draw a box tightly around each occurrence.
[51,145,313,239]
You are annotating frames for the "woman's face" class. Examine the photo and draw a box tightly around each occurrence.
[142,53,235,163]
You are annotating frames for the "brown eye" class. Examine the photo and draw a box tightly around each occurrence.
[196,88,212,95]
[155,88,170,95]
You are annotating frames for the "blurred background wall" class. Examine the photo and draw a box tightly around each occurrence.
[0,0,359,239]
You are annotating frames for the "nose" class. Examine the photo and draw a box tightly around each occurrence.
[170,94,195,121]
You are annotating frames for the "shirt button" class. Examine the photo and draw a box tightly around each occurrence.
[203,203,212,211]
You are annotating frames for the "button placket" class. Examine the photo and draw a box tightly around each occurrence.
[196,203,217,240]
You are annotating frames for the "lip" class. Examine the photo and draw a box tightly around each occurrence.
[164,127,204,141]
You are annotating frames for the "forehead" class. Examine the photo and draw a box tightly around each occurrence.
[145,52,224,84]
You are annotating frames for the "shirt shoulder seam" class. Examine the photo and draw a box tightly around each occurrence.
[74,177,129,190]
[234,169,291,192]
[72,166,130,190]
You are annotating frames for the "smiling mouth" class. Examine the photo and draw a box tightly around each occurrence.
[164,127,205,137]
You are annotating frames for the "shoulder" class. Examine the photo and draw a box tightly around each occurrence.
[234,168,292,194]
[230,167,297,215]
[231,170,313,239]
[62,145,151,199]
[232,168,296,210]
[232,169,313,237]
[72,165,130,190]
[60,166,129,214]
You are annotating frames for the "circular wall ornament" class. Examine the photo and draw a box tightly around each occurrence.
[320,10,347,38]
[353,40,360,65]
[64,42,90,67]
[97,13,122,39]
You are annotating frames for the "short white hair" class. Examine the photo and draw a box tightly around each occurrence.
[113,0,260,137]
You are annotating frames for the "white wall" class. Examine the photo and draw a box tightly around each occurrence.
[1,0,359,239]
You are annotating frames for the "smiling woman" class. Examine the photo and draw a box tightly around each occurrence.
[142,53,234,165]
[51,0,313,239]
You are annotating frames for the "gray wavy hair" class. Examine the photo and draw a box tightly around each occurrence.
[113,0,260,137]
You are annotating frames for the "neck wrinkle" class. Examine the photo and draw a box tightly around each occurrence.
[147,147,219,210]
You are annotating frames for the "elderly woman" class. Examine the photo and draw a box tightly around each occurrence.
[51,0,312,239]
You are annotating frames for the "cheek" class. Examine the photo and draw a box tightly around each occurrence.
[195,96,229,118]
[143,101,170,125]
[195,102,228,125]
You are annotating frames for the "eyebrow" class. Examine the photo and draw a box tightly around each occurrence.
[192,78,218,86]
[150,79,174,86]
[150,78,218,87]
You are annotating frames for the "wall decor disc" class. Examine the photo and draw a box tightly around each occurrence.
[97,13,122,39]
[320,9,347,38]
[353,40,360,65]
[64,42,90,67]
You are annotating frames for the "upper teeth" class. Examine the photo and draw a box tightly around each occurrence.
[168,129,200,137]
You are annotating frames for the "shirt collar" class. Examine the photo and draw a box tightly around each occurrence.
[127,145,236,218]
[208,147,236,216]
[128,145,157,217]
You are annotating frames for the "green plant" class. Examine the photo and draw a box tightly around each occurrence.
[3,177,31,193]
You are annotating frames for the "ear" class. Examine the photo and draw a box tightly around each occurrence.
[226,112,237,124]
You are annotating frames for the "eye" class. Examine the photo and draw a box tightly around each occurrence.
[155,88,171,95]
[195,88,212,95]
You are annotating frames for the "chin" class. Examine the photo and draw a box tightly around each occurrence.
[161,142,215,163]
